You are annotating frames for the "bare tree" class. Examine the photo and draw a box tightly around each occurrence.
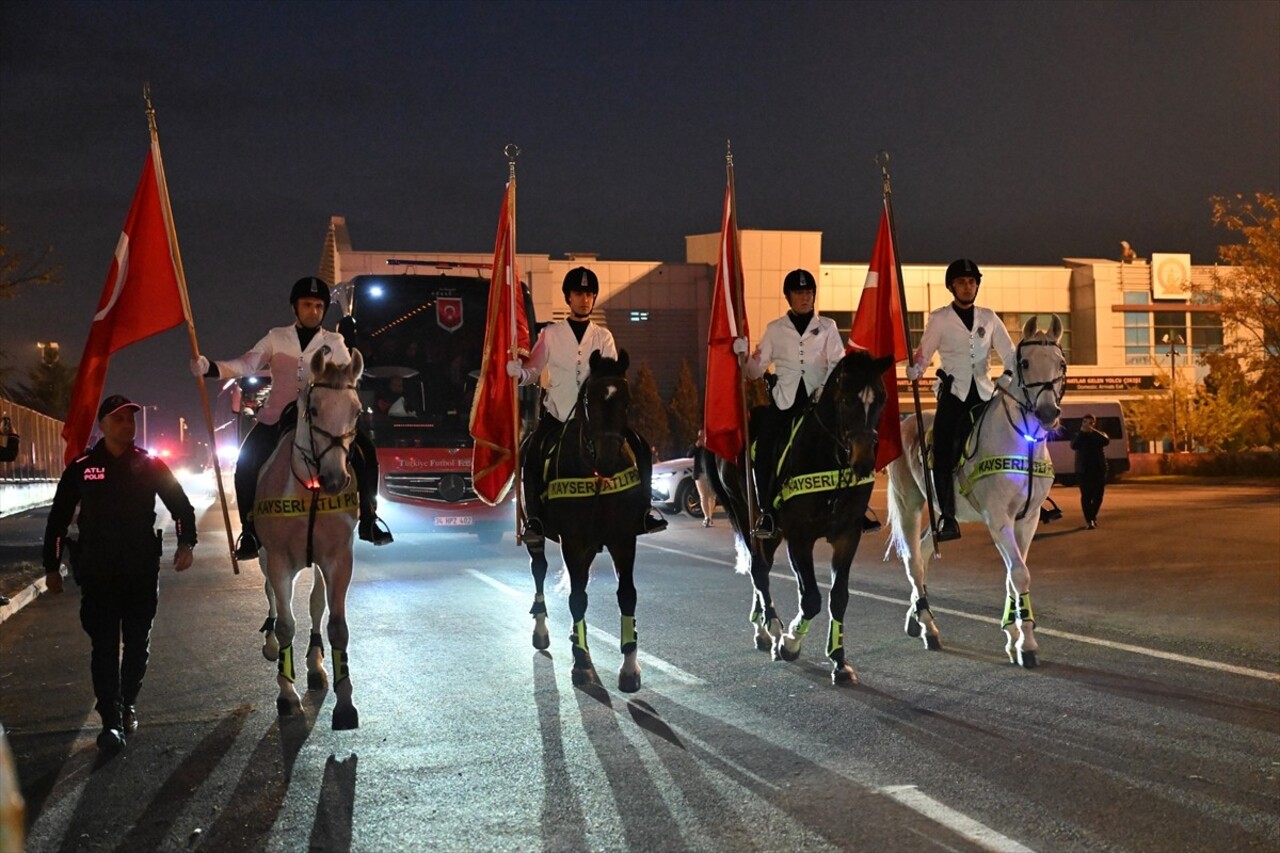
[0,223,61,301]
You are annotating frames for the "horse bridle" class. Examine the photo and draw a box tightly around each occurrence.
[813,364,881,487]
[1006,337,1067,439]
[576,373,629,466]
[293,380,359,490]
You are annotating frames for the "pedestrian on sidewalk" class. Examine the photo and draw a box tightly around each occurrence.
[41,395,198,753]
[1071,412,1110,529]
[692,430,717,526]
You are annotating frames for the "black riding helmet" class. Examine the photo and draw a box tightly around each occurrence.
[290,276,332,313]
[782,269,817,295]
[945,259,982,290]
[561,266,600,303]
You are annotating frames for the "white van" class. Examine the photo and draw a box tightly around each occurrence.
[1046,399,1130,484]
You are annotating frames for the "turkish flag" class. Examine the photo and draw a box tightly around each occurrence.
[703,180,749,463]
[848,205,908,470]
[469,179,530,506]
[62,146,187,464]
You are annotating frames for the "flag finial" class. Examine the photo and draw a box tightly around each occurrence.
[504,143,520,180]
[143,82,158,137]
[725,139,734,168]
[877,150,892,198]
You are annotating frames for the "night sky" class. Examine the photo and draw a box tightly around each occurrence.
[2,0,1277,447]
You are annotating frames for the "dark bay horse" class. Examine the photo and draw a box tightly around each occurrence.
[526,351,649,692]
[255,349,363,728]
[707,349,894,684]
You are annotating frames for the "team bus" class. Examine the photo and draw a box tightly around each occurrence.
[332,265,539,542]
[1046,399,1130,484]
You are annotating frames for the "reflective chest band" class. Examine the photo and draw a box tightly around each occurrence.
[959,456,1054,497]
[776,469,875,508]
[254,490,359,519]
[546,466,641,500]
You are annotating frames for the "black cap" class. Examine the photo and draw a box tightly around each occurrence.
[782,269,816,295]
[945,259,982,288]
[97,394,141,422]
[561,266,600,298]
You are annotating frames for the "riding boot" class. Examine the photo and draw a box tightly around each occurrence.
[354,431,392,545]
[520,428,549,548]
[233,422,279,562]
[234,523,260,561]
[934,470,961,542]
[625,430,667,536]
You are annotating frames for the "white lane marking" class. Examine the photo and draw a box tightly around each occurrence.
[465,569,705,685]
[881,786,1036,853]
[637,541,1280,683]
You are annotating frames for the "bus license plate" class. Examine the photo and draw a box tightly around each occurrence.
[436,516,473,527]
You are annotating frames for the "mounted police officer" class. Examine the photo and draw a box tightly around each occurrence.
[191,276,392,559]
[738,269,879,539]
[907,259,1016,541]
[42,394,198,752]
[507,266,667,548]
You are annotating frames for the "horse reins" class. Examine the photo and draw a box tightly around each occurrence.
[291,378,358,566]
[991,336,1067,520]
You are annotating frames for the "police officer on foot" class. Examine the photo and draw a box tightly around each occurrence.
[191,277,392,559]
[42,394,197,753]
[738,269,881,539]
[906,259,1015,541]
[507,266,667,547]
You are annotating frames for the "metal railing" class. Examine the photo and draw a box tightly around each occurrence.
[0,397,64,483]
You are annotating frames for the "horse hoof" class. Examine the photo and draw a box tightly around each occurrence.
[924,634,942,651]
[571,666,600,687]
[618,670,641,693]
[904,610,922,638]
[831,665,859,685]
[332,705,360,730]
[1018,650,1038,669]
[307,671,329,691]
[262,643,279,662]
[276,696,302,717]
[775,642,800,662]
[532,629,551,650]
[754,633,771,652]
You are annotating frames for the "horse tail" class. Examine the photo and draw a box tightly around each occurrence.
[884,413,926,564]
[705,452,753,575]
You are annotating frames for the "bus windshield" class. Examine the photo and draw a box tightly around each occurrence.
[350,273,490,449]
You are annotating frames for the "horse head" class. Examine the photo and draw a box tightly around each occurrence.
[1014,315,1067,431]
[823,349,895,480]
[298,347,364,494]
[581,349,631,469]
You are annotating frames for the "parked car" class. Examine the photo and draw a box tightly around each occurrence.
[650,456,703,517]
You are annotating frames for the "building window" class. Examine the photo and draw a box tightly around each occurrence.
[630,310,649,322]
[825,310,853,342]
[1123,308,1223,364]
[906,311,924,353]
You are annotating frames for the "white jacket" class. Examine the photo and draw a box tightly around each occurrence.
[215,325,351,425]
[912,304,1015,402]
[746,313,847,410]
[518,320,617,422]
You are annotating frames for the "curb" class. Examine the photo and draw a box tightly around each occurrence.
[0,574,48,626]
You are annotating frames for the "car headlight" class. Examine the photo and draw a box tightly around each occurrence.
[650,472,677,500]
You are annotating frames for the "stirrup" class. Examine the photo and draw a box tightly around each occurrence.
[751,513,779,541]
[358,515,394,546]
[234,529,260,561]
[640,510,668,535]
[861,511,882,533]
[521,517,546,548]
[934,516,961,542]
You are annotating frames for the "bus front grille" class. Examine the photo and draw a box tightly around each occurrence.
[384,472,477,504]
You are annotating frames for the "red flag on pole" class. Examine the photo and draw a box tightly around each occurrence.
[469,178,530,505]
[61,146,187,464]
[848,205,908,470]
[703,180,750,463]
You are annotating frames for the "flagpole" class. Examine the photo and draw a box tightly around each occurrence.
[505,144,525,546]
[726,141,759,538]
[144,84,240,574]
[877,151,940,559]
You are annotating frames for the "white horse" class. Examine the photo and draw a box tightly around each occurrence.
[255,348,363,728]
[886,315,1066,668]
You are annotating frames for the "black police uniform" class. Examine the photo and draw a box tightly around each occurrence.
[42,440,197,730]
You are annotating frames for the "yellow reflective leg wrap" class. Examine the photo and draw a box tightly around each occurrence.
[278,644,295,683]
[790,617,811,638]
[572,620,589,653]
[1001,596,1016,628]
[826,619,843,657]
[620,616,637,653]
[1019,593,1035,623]
[332,648,350,684]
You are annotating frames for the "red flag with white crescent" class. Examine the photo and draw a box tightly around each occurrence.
[847,205,907,470]
[704,180,749,463]
[469,179,530,505]
[62,145,187,464]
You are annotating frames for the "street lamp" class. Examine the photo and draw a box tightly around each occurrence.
[1162,333,1185,451]
[36,341,60,365]
[139,405,159,449]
